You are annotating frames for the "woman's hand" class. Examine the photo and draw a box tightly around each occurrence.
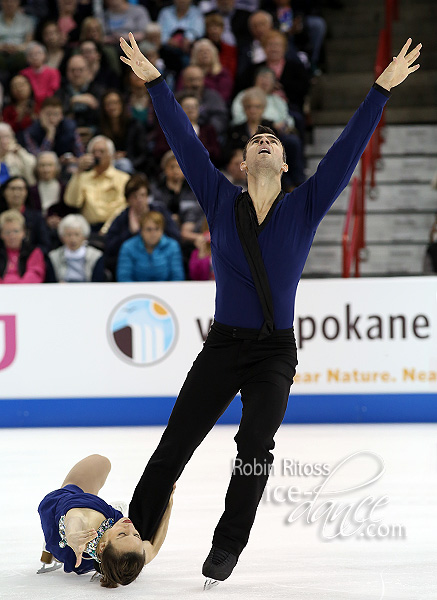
[120,32,161,83]
[65,527,97,568]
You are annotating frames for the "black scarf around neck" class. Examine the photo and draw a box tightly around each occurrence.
[235,190,284,340]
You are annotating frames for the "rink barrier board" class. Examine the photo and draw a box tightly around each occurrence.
[1,393,437,428]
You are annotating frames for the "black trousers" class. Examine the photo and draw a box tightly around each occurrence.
[129,320,298,557]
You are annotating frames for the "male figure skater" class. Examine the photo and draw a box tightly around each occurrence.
[121,33,421,586]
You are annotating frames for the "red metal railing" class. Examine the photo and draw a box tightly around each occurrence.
[342,0,398,277]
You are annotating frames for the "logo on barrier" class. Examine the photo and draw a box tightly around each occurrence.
[108,296,178,366]
[0,315,16,371]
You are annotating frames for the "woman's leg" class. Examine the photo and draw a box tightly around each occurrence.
[61,454,111,496]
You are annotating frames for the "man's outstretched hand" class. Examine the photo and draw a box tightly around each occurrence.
[120,32,161,83]
[376,38,421,91]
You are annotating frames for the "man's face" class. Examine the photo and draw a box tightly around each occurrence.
[67,57,89,87]
[91,141,111,170]
[174,0,191,11]
[216,0,235,14]
[182,67,204,92]
[41,106,63,128]
[264,37,286,62]
[241,134,287,177]
[1,0,20,17]
[249,14,272,40]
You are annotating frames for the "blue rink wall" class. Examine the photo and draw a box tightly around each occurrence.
[2,393,437,428]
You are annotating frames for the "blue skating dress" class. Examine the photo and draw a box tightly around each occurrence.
[38,484,123,574]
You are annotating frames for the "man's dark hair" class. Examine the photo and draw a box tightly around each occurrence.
[242,125,286,162]
[99,542,146,588]
[125,173,150,200]
[40,96,63,111]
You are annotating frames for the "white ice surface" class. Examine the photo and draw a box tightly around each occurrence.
[0,423,436,599]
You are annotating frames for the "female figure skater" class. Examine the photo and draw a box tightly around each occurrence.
[38,454,174,587]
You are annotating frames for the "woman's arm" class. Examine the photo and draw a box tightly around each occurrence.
[64,511,97,568]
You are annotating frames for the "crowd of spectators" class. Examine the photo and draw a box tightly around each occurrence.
[0,0,332,284]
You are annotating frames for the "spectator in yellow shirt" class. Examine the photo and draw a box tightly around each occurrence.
[64,135,130,237]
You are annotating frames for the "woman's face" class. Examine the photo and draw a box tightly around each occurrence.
[100,518,144,556]
[243,98,265,123]
[128,186,149,215]
[37,155,58,181]
[164,158,184,182]
[265,37,286,62]
[27,46,46,69]
[62,227,85,251]
[255,71,275,94]
[206,22,223,44]
[42,23,61,48]
[3,179,27,210]
[80,41,100,65]
[141,220,163,249]
[1,220,25,250]
[194,43,214,67]
[83,20,103,42]
[181,97,199,123]
[103,93,123,119]
[10,75,32,101]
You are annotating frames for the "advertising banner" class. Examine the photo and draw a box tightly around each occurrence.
[0,278,436,426]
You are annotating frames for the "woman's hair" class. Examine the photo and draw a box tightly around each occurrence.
[140,210,165,231]
[99,90,130,138]
[0,208,25,230]
[79,16,104,42]
[99,542,146,588]
[125,173,150,200]
[241,86,267,109]
[58,214,91,239]
[205,12,224,28]
[0,176,30,211]
[190,38,222,74]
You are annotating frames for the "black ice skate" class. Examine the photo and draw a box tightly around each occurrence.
[202,545,238,590]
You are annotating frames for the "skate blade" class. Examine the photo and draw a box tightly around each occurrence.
[37,562,62,574]
[204,578,220,591]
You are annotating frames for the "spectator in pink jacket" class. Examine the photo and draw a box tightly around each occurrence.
[188,219,214,280]
[20,42,61,113]
[0,209,45,283]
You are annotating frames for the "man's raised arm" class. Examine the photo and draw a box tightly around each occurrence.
[120,33,233,225]
[297,38,421,228]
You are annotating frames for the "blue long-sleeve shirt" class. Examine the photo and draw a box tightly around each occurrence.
[117,233,185,282]
[146,77,389,329]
